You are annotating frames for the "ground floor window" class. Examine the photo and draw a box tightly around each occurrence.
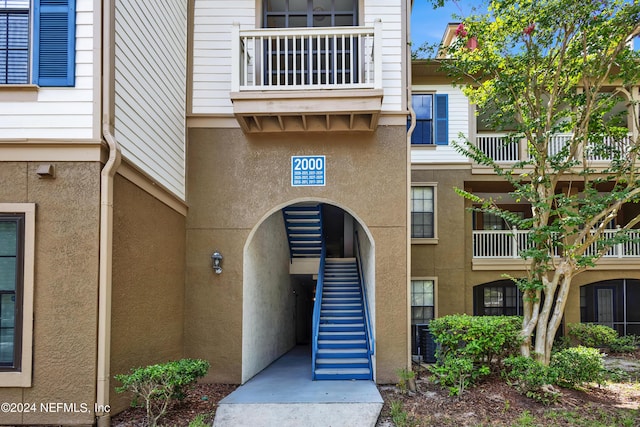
[0,214,24,369]
[0,203,34,387]
[411,279,435,362]
[580,279,640,336]
[473,280,523,316]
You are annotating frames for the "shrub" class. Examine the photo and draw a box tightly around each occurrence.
[430,355,489,396]
[550,346,605,388]
[429,314,523,368]
[428,314,522,395]
[567,323,618,348]
[115,358,210,427]
[502,355,559,405]
[396,368,416,394]
[609,335,639,354]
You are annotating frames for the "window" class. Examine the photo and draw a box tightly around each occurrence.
[0,204,34,387]
[411,280,434,324]
[411,186,435,239]
[581,280,640,336]
[0,0,76,86]
[0,214,23,370]
[264,0,357,28]
[411,279,435,361]
[474,281,522,316]
[262,0,358,86]
[410,94,448,145]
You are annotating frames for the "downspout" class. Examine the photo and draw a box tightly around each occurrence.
[405,0,415,370]
[97,0,121,425]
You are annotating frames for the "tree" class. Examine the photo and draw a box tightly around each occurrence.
[430,0,640,364]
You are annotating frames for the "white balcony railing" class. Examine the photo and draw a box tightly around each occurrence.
[231,22,382,92]
[476,133,634,163]
[476,133,521,161]
[473,227,640,259]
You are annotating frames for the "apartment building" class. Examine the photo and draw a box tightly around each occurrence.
[409,54,640,360]
[0,0,411,424]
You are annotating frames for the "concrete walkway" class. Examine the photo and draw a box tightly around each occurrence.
[213,346,383,427]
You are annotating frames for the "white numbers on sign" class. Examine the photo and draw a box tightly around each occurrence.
[293,157,324,171]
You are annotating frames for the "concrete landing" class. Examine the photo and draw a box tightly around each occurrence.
[213,346,383,427]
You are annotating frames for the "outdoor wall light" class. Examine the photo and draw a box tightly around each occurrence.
[211,251,223,274]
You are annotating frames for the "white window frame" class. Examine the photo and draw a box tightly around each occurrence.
[411,183,438,244]
[0,203,34,387]
[410,278,437,324]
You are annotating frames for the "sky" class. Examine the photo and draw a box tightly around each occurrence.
[411,0,484,50]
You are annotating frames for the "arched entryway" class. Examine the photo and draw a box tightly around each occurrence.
[241,199,376,383]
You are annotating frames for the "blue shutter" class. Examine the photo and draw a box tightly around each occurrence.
[32,0,76,87]
[434,94,448,145]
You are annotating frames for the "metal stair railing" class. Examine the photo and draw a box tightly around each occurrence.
[354,230,375,359]
[311,241,326,380]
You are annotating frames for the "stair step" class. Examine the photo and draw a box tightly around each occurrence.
[319,323,365,331]
[316,348,368,357]
[315,368,371,375]
[318,331,365,339]
[318,339,367,349]
[316,357,370,367]
[321,303,362,308]
[320,316,364,323]
[321,311,363,318]
[314,368,372,380]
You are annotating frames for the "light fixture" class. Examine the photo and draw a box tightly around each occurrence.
[211,251,223,274]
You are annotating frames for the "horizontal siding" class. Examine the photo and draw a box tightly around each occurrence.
[191,0,405,115]
[0,0,95,140]
[115,0,188,200]
[411,85,470,164]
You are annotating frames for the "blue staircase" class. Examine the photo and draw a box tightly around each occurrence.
[282,204,323,259]
[282,203,373,380]
[314,258,372,380]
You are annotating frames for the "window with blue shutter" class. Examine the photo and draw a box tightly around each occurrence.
[409,93,448,145]
[434,94,448,145]
[32,0,76,87]
[0,0,74,86]
[409,94,433,145]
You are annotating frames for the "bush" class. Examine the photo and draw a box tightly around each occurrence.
[115,358,210,427]
[550,346,605,388]
[429,314,523,367]
[428,315,522,395]
[430,355,489,396]
[502,356,559,405]
[567,323,618,348]
[609,335,639,354]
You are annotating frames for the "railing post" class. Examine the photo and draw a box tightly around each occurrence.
[231,23,240,92]
[373,19,382,90]
[616,225,623,258]
[512,226,519,258]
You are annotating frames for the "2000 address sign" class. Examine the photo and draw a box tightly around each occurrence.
[291,155,325,187]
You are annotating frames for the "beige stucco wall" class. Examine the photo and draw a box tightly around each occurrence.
[411,166,640,335]
[0,161,100,426]
[411,168,469,316]
[185,126,408,384]
[109,174,186,414]
[242,211,295,382]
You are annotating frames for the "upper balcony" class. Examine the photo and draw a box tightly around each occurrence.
[475,132,635,164]
[230,22,384,133]
[472,225,640,270]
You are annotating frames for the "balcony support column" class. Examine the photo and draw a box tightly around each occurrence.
[374,19,382,90]
[231,23,240,92]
